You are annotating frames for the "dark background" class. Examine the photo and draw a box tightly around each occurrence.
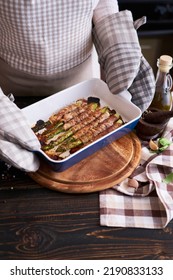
[119,0,173,74]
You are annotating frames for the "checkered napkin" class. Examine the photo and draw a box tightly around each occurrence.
[100,119,173,229]
[0,88,40,172]
[93,10,155,112]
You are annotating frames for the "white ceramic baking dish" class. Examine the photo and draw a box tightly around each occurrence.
[22,78,141,171]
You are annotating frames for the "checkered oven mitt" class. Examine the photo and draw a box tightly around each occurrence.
[93,10,155,112]
[100,120,173,229]
[0,88,40,172]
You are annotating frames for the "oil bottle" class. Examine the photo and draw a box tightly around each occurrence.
[150,55,173,111]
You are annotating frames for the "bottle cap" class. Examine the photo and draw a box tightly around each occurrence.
[158,55,173,72]
[160,55,172,66]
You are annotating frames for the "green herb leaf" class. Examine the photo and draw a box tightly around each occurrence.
[159,145,169,152]
[163,172,173,184]
[158,137,172,147]
[154,137,173,153]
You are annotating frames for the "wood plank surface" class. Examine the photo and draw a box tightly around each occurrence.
[0,170,173,260]
[0,96,173,260]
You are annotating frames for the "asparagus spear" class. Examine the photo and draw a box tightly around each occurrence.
[42,129,74,151]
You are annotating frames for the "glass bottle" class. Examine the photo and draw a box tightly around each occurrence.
[150,55,173,111]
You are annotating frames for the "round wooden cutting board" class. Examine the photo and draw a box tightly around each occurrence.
[29,133,141,193]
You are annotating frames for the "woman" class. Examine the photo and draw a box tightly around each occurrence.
[0,0,155,171]
[0,0,119,95]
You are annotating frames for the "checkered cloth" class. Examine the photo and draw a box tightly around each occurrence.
[0,0,118,76]
[0,88,40,172]
[100,118,173,229]
[93,10,156,112]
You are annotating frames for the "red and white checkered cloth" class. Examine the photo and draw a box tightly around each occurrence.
[100,118,173,229]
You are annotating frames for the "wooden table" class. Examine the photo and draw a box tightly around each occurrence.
[0,97,173,260]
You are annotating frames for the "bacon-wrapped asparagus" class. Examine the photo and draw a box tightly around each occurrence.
[32,97,124,160]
